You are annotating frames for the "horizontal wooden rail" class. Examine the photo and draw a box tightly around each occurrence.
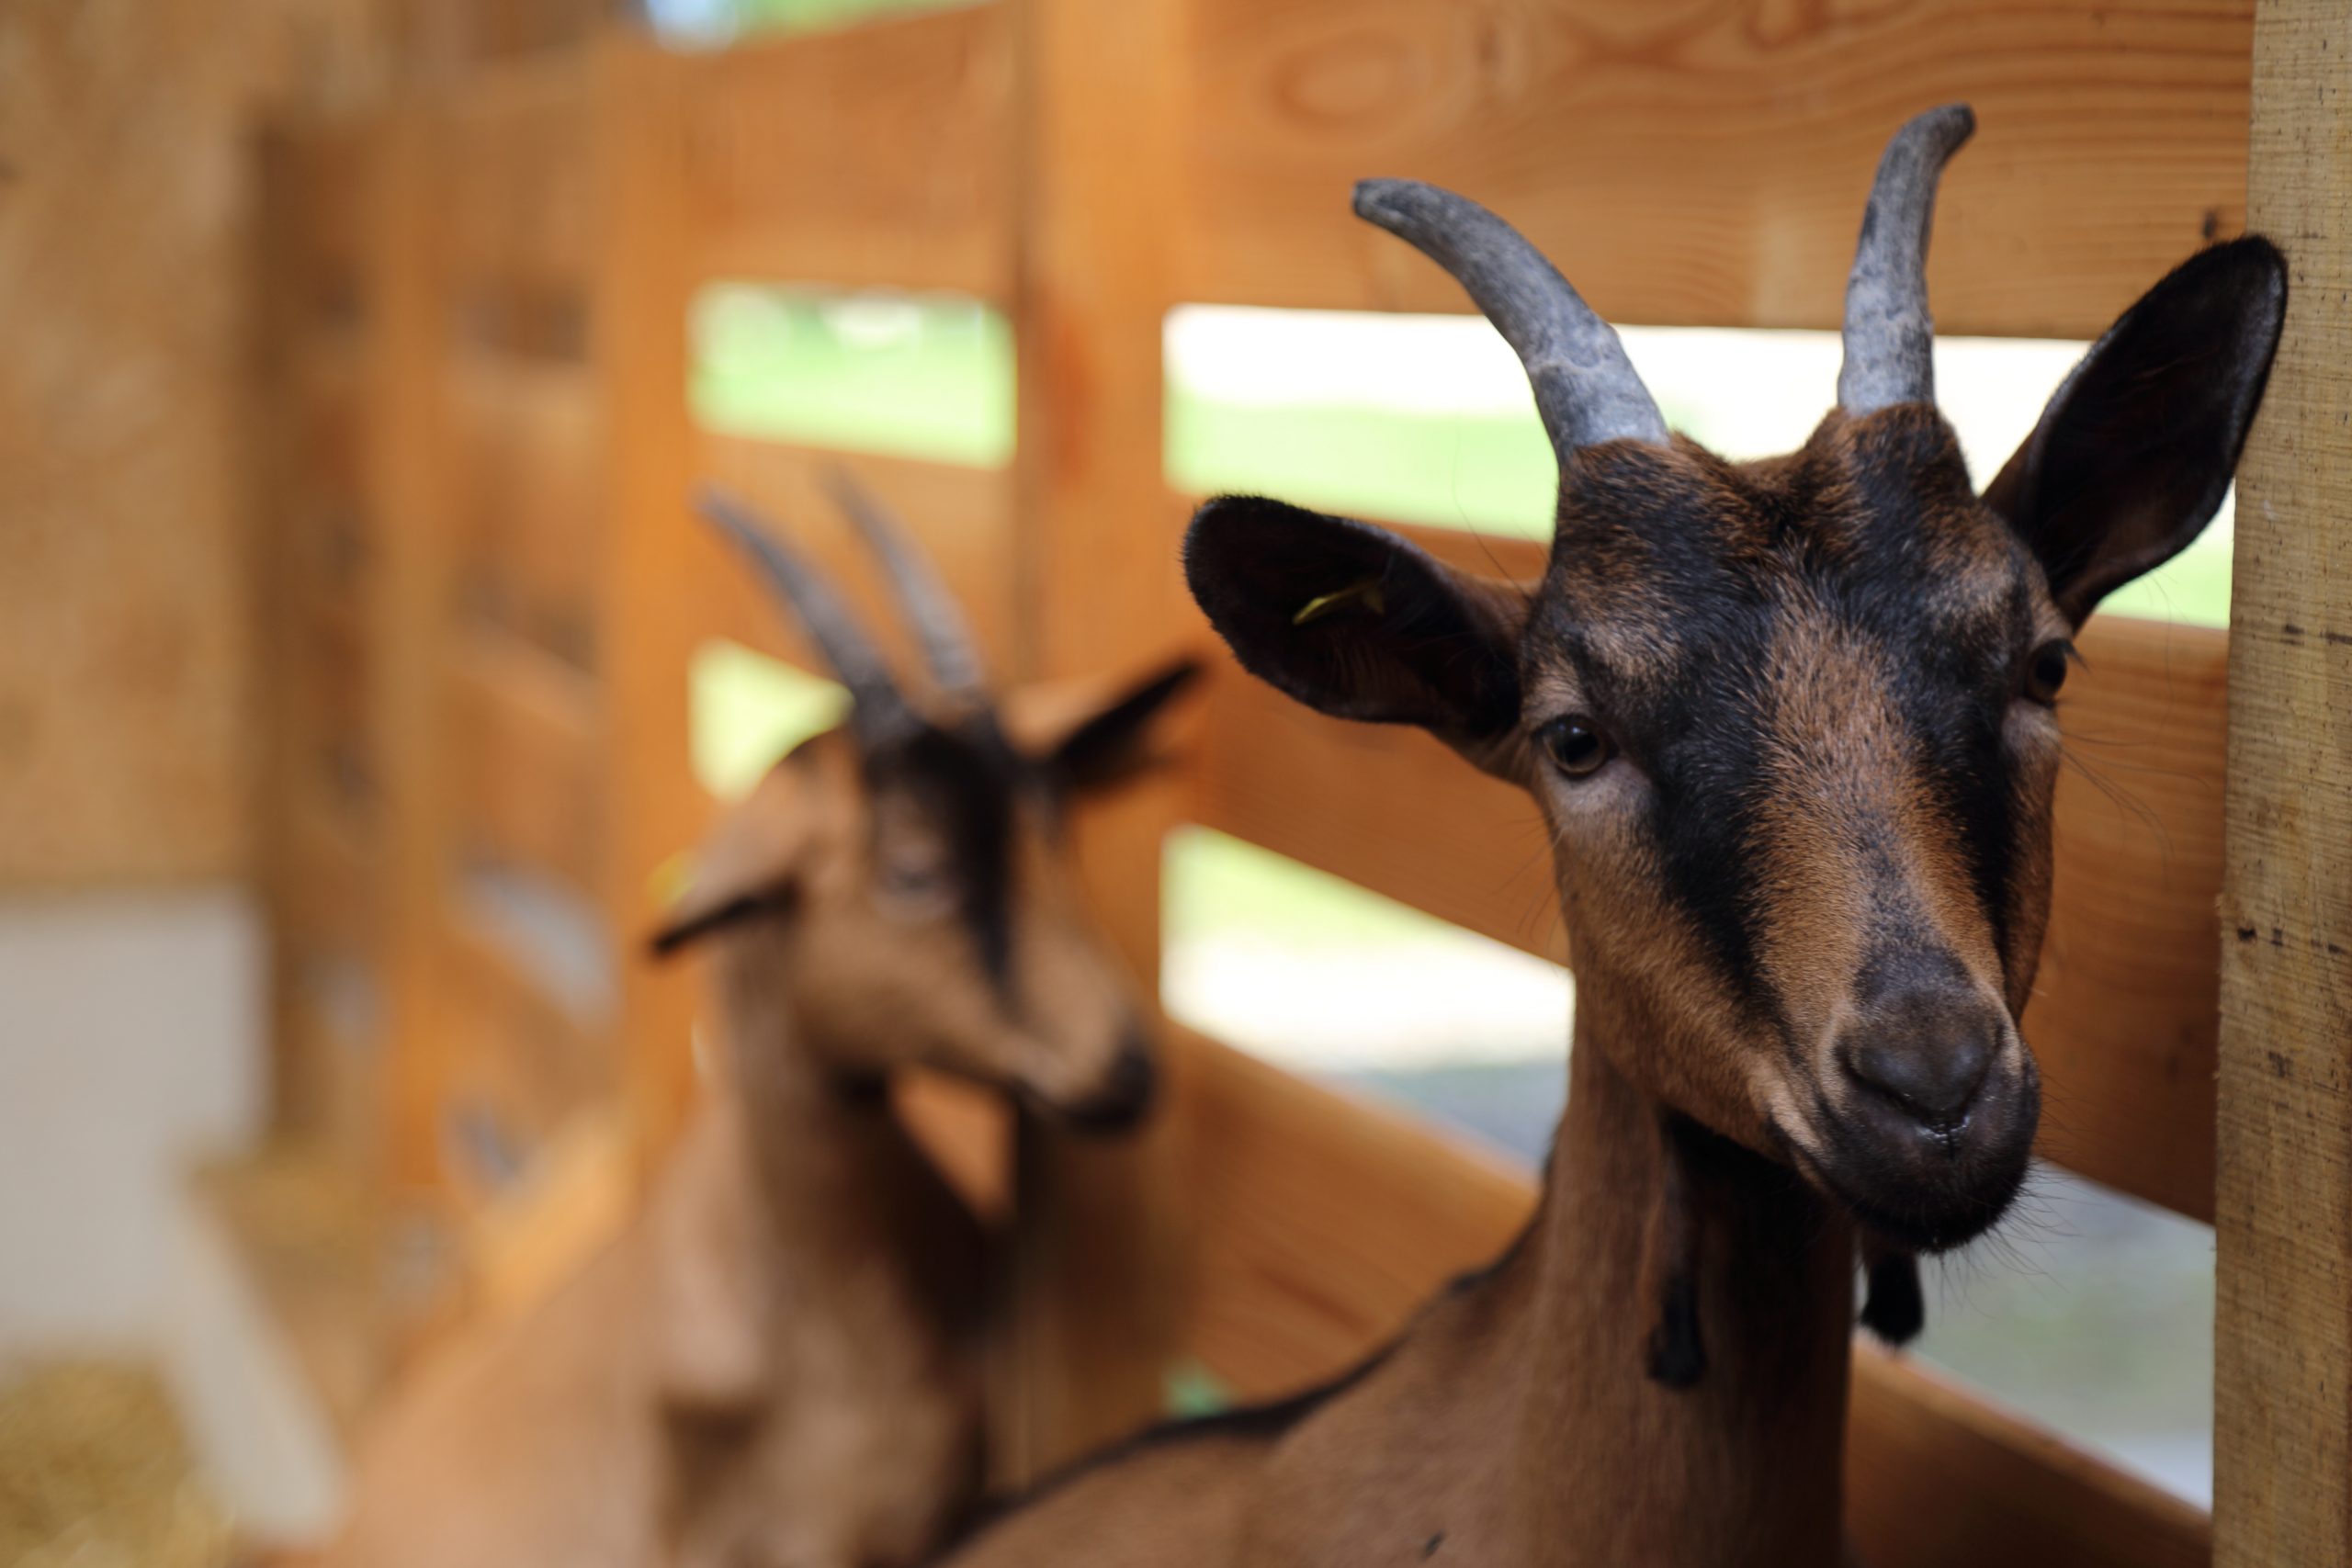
[1172,1029,2207,1568]
[677,6,1012,295]
[437,913,616,1198]
[435,51,599,297]
[687,434,1018,679]
[445,351,604,655]
[1178,0,2252,340]
[1193,519,2224,1221]
[446,624,603,897]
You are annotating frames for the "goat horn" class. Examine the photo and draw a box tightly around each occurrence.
[823,466,988,704]
[695,488,918,746]
[1353,178,1668,457]
[1838,104,1974,414]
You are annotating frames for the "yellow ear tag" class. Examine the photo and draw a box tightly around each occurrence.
[1292,578,1387,626]
[649,851,699,909]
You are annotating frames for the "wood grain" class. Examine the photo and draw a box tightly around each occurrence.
[2214,6,2352,1562]
[1001,0,1198,1481]
[437,51,598,296]
[445,624,602,897]
[679,7,1013,296]
[1171,1030,2207,1568]
[445,350,604,665]
[1193,518,2227,1220]
[591,39,707,1165]
[1179,0,2252,338]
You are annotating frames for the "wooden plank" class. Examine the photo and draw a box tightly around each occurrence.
[445,350,603,663]
[688,434,1019,686]
[1179,0,2250,339]
[1172,1030,2207,1568]
[445,624,603,897]
[1002,0,1196,1479]
[442,915,614,1166]
[679,7,1013,296]
[372,104,460,1197]
[438,51,599,299]
[2214,6,2352,1563]
[1846,1345,2208,1568]
[591,39,707,1164]
[1192,521,2226,1218]
[2031,616,2226,1222]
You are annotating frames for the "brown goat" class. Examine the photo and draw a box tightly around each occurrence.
[943,106,2283,1568]
[323,481,1195,1568]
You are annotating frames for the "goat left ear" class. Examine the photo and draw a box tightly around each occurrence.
[1040,658,1202,795]
[1983,236,2286,626]
[645,765,811,958]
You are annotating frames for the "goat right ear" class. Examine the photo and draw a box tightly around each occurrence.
[645,768,812,959]
[1183,496,1529,777]
[1982,237,2286,626]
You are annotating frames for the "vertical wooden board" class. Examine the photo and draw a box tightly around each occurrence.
[1176,0,2251,338]
[2215,6,2352,1564]
[679,8,1014,295]
[590,39,707,1166]
[1003,0,1196,1479]
[373,103,460,1198]
[441,52,599,297]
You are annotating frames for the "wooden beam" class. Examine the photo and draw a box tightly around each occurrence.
[1002,0,1196,1480]
[678,8,1013,297]
[373,104,458,1201]
[591,39,706,1166]
[445,624,602,897]
[1178,0,2251,339]
[2214,5,2352,1562]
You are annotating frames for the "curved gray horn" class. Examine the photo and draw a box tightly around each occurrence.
[1838,104,1974,414]
[1353,178,1668,456]
[695,488,917,745]
[823,467,987,703]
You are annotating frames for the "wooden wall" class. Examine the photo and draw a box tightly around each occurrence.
[243,3,2352,1564]
[0,0,395,886]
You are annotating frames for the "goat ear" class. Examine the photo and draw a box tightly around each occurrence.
[1982,237,2286,626]
[1183,496,1529,779]
[1040,658,1201,795]
[645,767,811,958]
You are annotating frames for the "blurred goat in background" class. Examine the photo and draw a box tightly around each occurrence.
[324,479,1196,1568]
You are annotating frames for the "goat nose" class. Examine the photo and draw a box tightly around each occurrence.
[1843,1032,1993,1128]
[1837,985,2002,1131]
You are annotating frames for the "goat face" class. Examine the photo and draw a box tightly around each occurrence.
[1185,106,2283,1252]
[654,479,1195,1132]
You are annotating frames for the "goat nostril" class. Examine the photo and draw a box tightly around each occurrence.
[1841,1030,1996,1132]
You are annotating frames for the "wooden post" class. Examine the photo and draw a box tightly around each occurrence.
[591,37,705,1169]
[2215,5,2352,1563]
[1004,0,1195,1477]
[376,101,457,1202]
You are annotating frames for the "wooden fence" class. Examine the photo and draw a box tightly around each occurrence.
[249,1,2350,1562]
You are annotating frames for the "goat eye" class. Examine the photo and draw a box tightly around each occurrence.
[2022,641,2072,705]
[1536,716,1612,779]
